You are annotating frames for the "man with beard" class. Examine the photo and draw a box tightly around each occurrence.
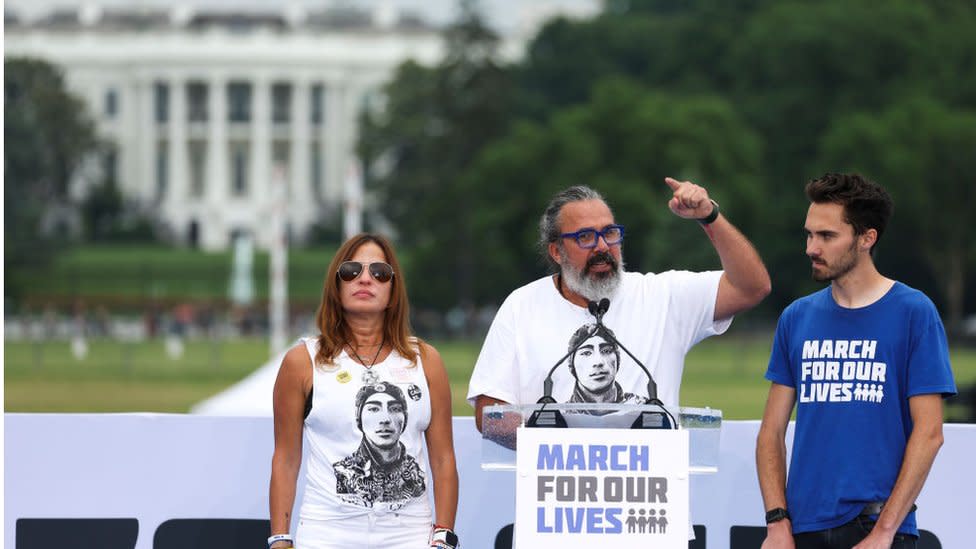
[467,178,771,429]
[756,173,955,549]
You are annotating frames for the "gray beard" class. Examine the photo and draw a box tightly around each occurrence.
[560,257,623,302]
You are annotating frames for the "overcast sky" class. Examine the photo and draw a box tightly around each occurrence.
[5,0,601,34]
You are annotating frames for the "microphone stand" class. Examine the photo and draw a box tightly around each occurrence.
[586,298,677,430]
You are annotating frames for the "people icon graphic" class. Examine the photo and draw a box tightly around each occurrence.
[624,508,669,535]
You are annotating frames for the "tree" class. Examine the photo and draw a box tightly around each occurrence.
[359,0,514,310]
[361,0,976,321]
[463,78,763,302]
[819,97,976,333]
[5,57,97,298]
[515,0,976,317]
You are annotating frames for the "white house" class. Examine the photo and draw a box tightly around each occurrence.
[5,4,448,250]
[5,2,600,250]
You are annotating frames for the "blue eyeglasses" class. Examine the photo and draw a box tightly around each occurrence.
[559,224,625,249]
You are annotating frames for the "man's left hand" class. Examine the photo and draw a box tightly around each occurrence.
[664,177,714,220]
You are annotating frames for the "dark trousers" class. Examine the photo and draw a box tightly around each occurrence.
[794,515,917,548]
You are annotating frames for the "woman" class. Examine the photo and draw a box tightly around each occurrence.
[269,234,459,549]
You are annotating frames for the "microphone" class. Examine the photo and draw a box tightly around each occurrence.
[586,298,610,324]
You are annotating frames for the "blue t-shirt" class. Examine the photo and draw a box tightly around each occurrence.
[765,282,956,536]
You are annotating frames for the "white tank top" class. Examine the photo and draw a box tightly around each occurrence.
[298,337,433,520]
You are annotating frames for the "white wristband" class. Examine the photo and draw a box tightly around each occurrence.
[267,533,293,547]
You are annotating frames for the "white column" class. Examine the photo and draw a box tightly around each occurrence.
[134,75,156,204]
[341,83,367,240]
[268,166,289,356]
[290,78,312,237]
[251,75,272,247]
[322,79,345,205]
[119,79,139,199]
[166,75,189,238]
[205,75,229,250]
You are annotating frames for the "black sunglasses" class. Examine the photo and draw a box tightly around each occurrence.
[337,261,395,283]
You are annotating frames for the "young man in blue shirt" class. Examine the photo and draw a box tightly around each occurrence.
[756,173,956,549]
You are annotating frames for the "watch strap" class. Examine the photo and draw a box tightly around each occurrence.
[765,507,790,524]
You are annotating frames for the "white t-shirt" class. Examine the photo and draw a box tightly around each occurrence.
[299,337,433,521]
[467,270,730,408]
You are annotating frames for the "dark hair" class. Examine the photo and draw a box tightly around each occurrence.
[315,233,419,369]
[538,186,608,272]
[354,382,408,433]
[567,323,620,379]
[805,173,893,253]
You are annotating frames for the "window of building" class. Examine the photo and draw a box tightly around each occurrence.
[272,83,291,123]
[156,142,168,199]
[311,84,324,125]
[155,83,169,123]
[105,88,118,118]
[189,141,206,198]
[188,82,208,122]
[103,146,118,186]
[231,142,249,196]
[228,82,251,123]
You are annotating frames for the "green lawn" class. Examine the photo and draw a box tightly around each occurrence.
[4,338,270,412]
[5,336,975,420]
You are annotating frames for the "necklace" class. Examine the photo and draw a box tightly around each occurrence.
[348,336,386,385]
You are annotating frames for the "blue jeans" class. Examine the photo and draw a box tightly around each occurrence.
[794,515,917,548]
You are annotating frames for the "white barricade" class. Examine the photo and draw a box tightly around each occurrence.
[4,414,973,549]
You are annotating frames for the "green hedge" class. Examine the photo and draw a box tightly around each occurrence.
[12,244,336,307]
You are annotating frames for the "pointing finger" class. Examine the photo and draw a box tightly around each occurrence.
[664,177,683,191]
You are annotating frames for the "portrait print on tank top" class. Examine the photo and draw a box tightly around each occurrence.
[333,381,426,509]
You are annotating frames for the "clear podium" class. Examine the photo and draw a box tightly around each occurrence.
[481,403,721,548]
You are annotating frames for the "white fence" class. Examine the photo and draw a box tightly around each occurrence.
[5,415,972,549]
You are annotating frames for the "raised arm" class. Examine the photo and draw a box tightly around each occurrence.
[664,177,771,321]
[269,345,312,549]
[756,382,797,549]
[853,393,945,549]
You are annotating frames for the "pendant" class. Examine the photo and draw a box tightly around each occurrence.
[361,368,379,386]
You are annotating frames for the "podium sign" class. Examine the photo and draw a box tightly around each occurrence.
[515,427,689,548]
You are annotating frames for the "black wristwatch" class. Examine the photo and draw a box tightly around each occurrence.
[697,199,720,225]
[765,507,790,524]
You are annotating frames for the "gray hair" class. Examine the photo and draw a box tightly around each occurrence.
[538,185,607,272]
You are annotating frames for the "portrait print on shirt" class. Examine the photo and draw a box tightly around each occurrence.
[333,381,426,509]
[563,323,649,405]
